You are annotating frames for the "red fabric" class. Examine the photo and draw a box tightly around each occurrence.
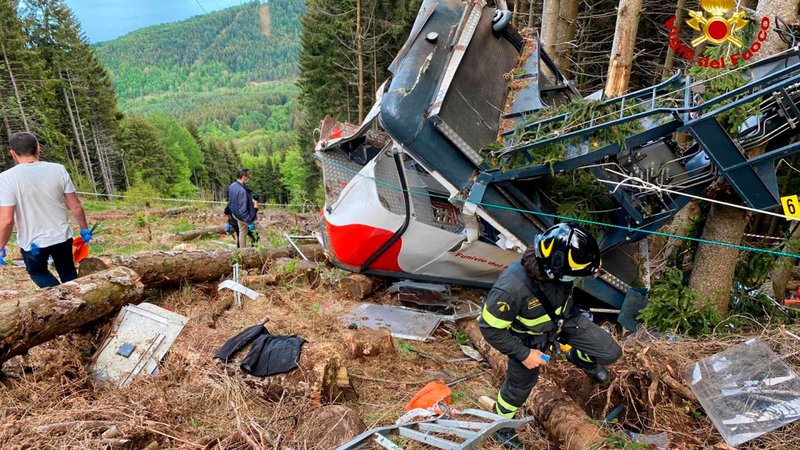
[72,236,90,264]
[406,381,452,412]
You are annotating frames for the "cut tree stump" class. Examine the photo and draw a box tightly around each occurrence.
[339,274,381,300]
[343,329,395,359]
[161,225,226,243]
[238,342,344,406]
[460,320,607,450]
[109,244,324,289]
[0,267,144,364]
[296,405,366,448]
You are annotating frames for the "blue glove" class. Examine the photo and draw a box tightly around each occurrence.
[248,223,255,231]
[30,243,40,257]
[225,224,232,232]
[0,248,7,266]
[80,228,93,244]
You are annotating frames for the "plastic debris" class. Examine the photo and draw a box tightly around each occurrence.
[218,279,260,301]
[685,338,800,446]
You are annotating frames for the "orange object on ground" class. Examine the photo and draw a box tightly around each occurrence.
[72,236,90,264]
[405,381,451,412]
[785,298,800,305]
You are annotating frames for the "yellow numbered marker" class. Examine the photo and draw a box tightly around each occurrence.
[782,195,800,220]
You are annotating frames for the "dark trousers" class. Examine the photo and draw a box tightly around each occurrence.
[496,314,622,418]
[20,238,78,288]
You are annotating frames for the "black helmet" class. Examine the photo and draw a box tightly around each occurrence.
[532,223,600,280]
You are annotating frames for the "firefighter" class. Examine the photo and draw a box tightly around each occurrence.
[480,223,622,448]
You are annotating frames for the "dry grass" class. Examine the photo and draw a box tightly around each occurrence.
[4,200,800,449]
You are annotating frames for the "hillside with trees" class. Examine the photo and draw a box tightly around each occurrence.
[94,0,304,99]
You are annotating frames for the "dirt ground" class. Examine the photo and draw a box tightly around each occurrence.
[2,200,800,449]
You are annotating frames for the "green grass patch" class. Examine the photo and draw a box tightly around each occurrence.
[396,340,417,359]
[452,329,469,346]
[169,219,194,234]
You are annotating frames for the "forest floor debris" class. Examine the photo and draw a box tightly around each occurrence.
[2,200,800,449]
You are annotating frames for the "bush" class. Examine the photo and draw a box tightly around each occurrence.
[124,182,161,207]
[638,268,722,335]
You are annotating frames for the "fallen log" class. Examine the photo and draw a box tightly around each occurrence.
[159,206,193,217]
[109,244,324,289]
[241,274,279,286]
[78,257,110,277]
[460,320,607,450]
[161,225,227,243]
[339,274,381,300]
[0,267,144,364]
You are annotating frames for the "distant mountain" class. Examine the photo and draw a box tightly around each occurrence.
[95,0,305,100]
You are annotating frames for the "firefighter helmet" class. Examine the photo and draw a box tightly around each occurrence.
[532,223,601,280]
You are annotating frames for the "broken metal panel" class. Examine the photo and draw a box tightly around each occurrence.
[91,303,188,387]
[339,304,446,342]
[686,338,800,447]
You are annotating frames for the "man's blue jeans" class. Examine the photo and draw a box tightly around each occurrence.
[20,238,78,288]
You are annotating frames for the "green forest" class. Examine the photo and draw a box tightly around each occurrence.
[0,0,425,206]
[94,0,304,99]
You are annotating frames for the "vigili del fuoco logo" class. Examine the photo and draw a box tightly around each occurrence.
[665,0,771,69]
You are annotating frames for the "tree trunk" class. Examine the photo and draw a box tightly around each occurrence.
[459,320,607,450]
[0,267,144,364]
[540,0,559,57]
[161,225,227,243]
[68,71,93,183]
[108,245,325,289]
[689,0,799,315]
[605,0,643,98]
[662,0,687,76]
[555,0,579,74]
[527,0,536,28]
[770,223,800,300]
[756,0,800,56]
[356,0,365,123]
[62,78,95,191]
[339,274,381,300]
[91,122,114,196]
[659,201,701,275]
[688,204,749,315]
[1,40,28,131]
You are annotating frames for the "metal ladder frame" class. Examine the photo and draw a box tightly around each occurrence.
[335,409,534,450]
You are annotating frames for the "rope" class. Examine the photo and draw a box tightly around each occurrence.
[75,191,308,209]
[588,166,797,222]
[315,153,800,259]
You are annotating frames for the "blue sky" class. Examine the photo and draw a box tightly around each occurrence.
[64,0,247,42]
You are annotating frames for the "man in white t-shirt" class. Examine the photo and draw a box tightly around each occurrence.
[0,132,92,288]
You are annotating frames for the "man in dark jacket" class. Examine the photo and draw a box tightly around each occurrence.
[227,169,267,248]
[479,223,622,448]
[223,205,258,247]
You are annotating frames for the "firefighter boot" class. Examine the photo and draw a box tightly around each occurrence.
[567,348,610,385]
[494,428,523,449]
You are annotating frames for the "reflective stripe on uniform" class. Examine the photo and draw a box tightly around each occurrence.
[495,392,518,419]
[515,306,563,328]
[576,349,593,363]
[510,327,543,335]
[482,306,512,329]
